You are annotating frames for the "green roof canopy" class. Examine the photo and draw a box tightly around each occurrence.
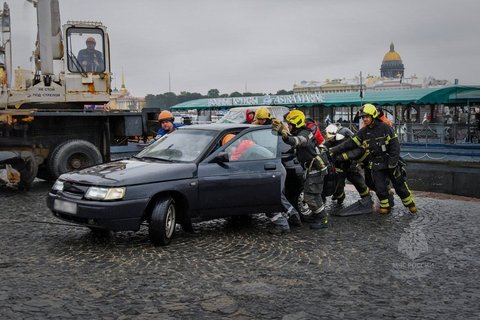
[171,85,480,110]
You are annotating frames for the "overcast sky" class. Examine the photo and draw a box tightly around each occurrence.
[8,0,480,97]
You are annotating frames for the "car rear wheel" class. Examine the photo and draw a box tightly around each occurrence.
[149,196,176,246]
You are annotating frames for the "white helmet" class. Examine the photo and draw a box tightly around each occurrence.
[325,124,338,141]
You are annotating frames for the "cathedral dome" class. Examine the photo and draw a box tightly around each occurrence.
[383,42,402,61]
[383,51,401,61]
[380,42,404,78]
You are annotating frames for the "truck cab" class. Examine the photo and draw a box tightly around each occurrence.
[0,1,145,189]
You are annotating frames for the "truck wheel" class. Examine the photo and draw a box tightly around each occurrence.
[49,140,103,178]
[149,196,176,246]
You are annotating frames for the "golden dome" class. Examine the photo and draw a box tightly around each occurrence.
[383,42,402,61]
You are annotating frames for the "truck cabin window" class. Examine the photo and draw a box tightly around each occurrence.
[67,28,105,73]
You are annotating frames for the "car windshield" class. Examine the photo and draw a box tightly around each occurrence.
[135,129,216,162]
[216,109,245,124]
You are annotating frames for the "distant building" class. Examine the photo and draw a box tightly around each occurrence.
[108,72,145,111]
[380,42,404,78]
[293,42,449,94]
[293,78,362,94]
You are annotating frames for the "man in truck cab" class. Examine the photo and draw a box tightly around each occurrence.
[77,37,104,72]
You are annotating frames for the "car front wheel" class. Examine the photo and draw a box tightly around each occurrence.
[149,196,176,246]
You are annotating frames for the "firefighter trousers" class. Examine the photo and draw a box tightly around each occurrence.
[372,166,414,209]
[334,168,369,200]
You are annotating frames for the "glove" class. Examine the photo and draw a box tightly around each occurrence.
[280,123,290,138]
[271,118,282,132]
[388,159,398,169]
[271,118,289,138]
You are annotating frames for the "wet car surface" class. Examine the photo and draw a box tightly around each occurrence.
[47,124,307,245]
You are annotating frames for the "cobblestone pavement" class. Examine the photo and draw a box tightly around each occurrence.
[1,181,479,319]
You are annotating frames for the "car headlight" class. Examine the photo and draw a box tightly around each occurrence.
[85,187,126,200]
[52,180,64,191]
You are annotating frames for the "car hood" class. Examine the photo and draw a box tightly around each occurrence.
[63,159,197,186]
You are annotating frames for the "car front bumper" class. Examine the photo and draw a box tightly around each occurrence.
[46,193,149,231]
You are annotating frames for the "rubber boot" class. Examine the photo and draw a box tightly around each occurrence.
[376,206,391,214]
[310,216,329,229]
[309,211,329,230]
[408,203,417,214]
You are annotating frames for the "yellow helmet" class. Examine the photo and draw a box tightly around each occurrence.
[255,106,271,120]
[285,110,305,128]
[360,104,379,118]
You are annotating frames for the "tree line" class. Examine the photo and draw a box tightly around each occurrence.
[144,89,293,109]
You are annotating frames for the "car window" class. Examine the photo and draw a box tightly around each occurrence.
[225,129,278,161]
[216,109,245,124]
[217,106,289,124]
[136,129,216,162]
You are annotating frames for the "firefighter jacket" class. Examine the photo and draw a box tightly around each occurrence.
[330,120,400,170]
[282,127,328,172]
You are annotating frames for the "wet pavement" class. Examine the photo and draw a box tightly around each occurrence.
[0,181,479,319]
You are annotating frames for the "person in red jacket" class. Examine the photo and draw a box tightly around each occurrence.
[305,118,325,145]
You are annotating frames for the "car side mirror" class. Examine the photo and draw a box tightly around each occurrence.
[212,152,229,163]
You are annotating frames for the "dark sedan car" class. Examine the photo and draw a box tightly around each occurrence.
[47,124,309,245]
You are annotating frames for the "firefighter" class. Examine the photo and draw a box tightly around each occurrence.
[156,110,183,138]
[252,106,272,125]
[323,124,370,204]
[359,107,396,207]
[272,110,330,229]
[305,118,325,145]
[329,104,417,214]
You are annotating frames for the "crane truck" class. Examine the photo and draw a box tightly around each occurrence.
[0,0,146,189]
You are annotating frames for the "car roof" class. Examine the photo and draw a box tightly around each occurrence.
[178,123,253,132]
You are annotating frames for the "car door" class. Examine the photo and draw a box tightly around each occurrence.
[197,127,283,218]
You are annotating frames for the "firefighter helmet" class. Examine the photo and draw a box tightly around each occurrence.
[325,124,338,141]
[285,110,305,128]
[255,107,271,120]
[360,104,380,118]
